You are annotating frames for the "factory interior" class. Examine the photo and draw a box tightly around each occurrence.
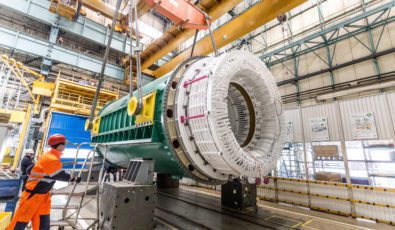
[1,0,395,229]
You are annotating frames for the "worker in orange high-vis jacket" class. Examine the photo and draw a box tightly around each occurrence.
[7,134,81,230]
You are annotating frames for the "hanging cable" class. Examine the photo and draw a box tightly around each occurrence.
[132,0,143,114]
[87,0,123,130]
[128,0,134,99]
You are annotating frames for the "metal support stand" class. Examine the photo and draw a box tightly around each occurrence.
[99,159,156,230]
[221,178,257,212]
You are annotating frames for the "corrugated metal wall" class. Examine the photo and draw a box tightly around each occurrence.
[339,94,394,140]
[284,92,395,142]
[386,92,395,135]
[283,109,303,142]
[301,103,342,142]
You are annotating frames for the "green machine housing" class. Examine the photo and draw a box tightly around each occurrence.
[91,74,184,176]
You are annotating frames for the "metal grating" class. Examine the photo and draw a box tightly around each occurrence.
[124,160,142,182]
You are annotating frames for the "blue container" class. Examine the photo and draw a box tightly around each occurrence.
[48,112,92,149]
[5,199,18,213]
[0,179,21,214]
[0,179,20,199]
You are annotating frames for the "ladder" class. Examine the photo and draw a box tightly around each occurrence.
[50,143,108,229]
[280,144,303,179]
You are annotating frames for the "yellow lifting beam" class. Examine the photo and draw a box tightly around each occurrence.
[152,0,307,78]
[82,0,125,20]
[140,0,243,71]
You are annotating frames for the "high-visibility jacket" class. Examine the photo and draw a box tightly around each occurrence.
[25,148,71,196]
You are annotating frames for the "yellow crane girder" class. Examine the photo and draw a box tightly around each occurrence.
[140,0,243,71]
[152,0,307,78]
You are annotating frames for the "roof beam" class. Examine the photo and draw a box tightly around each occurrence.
[152,0,307,77]
[0,26,124,80]
[0,0,131,54]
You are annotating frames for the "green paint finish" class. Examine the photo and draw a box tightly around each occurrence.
[95,142,183,175]
[92,73,184,176]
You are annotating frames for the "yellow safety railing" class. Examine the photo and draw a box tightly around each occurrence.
[50,71,119,116]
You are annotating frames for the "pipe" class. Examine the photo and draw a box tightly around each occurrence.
[87,0,123,130]
[0,123,16,128]
[317,80,395,101]
[31,107,49,124]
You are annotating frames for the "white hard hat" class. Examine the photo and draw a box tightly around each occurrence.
[25,149,34,154]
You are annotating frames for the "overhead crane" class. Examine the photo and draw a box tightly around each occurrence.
[152,0,308,77]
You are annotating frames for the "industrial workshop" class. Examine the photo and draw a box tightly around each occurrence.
[0,0,395,229]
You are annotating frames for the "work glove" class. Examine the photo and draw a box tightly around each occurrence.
[69,176,82,183]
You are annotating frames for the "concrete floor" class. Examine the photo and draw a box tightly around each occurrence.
[183,186,395,230]
[46,184,395,229]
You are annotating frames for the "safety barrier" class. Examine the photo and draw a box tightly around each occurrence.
[258,177,395,225]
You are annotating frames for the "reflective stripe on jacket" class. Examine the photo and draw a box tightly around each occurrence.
[25,149,71,195]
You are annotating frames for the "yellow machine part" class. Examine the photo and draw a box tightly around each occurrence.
[0,109,26,123]
[85,117,101,135]
[135,92,157,125]
[49,0,78,20]
[92,117,101,135]
[32,80,55,97]
[127,96,138,116]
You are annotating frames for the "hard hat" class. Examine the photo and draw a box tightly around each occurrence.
[48,134,67,146]
[25,149,34,154]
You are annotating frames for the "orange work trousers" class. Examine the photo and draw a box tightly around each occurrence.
[7,191,51,230]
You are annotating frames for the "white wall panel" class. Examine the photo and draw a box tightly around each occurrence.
[372,24,392,52]
[350,34,372,59]
[386,92,395,135]
[332,39,353,65]
[339,94,394,140]
[354,60,376,79]
[377,53,395,73]
[387,22,395,48]
[301,102,342,142]
[333,65,356,84]
[283,108,303,142]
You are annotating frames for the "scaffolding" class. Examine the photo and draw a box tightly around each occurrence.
[50,71,119,116]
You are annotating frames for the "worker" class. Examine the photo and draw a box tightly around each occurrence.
[7,134,81,230]
[104,163,118,182]
[20,149,35,191]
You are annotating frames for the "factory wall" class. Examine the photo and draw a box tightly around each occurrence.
[248,0,395,107]
[284,92,395,143]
